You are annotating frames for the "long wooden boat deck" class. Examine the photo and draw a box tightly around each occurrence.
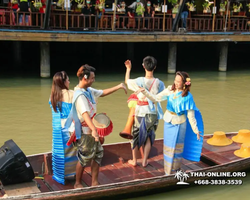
[1,133,250,200]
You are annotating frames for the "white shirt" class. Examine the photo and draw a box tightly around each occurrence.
[127,78,165,117]
[74,86,103,134]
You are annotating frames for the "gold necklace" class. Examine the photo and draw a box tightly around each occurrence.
[173,91,182,99]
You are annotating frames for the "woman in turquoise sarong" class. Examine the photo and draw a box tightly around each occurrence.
[49,71,78,185]
[138,71,204,175]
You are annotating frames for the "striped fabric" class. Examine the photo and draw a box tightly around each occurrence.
[164,121,187,175]
[164,92,204,175]
[49,101,78,185]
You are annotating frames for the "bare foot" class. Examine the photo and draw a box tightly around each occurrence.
[128,159,137,167]
[74,183,84,189]
[142,160,148,168]
[92,181,99,186]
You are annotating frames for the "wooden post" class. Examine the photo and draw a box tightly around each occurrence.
[212,0,216,32]
[10,4,13,26]
[13,41,22,67]
[163,0,166,31]
[224,0,230,32]
[40,42,50,78]
[43,0,52,29]
[127,43,134,61]
[112,0,118,31]
[219,42,228,72]
[168,43,177,73]
[66,7,68,30]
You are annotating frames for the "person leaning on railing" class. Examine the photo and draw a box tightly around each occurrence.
[118,1,129,29]
[9,0,19,24]
[81,0,95,30]
[181,0,190,29]
[128,0,145,29]
[17,0,31,26]
[144,1,154,29]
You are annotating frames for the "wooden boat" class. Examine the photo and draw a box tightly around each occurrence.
[1,132,250,200]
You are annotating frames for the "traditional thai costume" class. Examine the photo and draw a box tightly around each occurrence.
[63,86,104,167]
[49,90,78,185]
[142,86,204,175]
[127,77,165,149]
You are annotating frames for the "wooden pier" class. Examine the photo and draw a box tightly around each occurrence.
[1,29,250,42]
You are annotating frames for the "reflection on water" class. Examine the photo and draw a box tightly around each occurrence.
[0,70,250,199]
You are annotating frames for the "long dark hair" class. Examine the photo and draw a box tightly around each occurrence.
[50,71,69,112]
[171,71,191,97]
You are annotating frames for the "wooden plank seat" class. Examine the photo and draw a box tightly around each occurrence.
[2,181,41,197]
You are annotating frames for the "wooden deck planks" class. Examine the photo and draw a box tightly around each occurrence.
[3,181,41,197]
[219,150,242,162]
[182,159,210,171]
[99,165,123,183]
[43,175,74,191]
[104,164,131,182]
[148,157,165,173]
[128,164,154,179]
[142,164,165,176]
[113,162,146,180]
[203,137,241,154]
[201,136,242,165]
[35,179,51,193]
[81,172,92,187]
[84,166,114,185]
[27,135,247,195]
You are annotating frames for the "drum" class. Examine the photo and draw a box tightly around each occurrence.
[66,113,113,146]
[93,113,113,137]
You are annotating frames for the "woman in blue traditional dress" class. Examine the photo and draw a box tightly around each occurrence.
[49,71,78,185]
[138,71,204,175]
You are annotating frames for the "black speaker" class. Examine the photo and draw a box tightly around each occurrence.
[0,139,35,185]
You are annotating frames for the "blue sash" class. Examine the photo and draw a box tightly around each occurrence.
[166,92,204,162]
[136,77,165,119]
[63,88,95,140]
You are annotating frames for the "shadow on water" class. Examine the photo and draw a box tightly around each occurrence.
[0,41,250,78]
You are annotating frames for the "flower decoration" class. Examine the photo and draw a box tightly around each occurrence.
[185,78,191,85]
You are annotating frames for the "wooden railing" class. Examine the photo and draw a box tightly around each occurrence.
[0,9,249,32]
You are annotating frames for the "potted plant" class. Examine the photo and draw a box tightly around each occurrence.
[168,0,179,18]
[202,0,213,13]
[247,3,250,12]
[186,2,196,12]
[219,1,227,12]
[75,0,84,9]
[233,3,242,13]
[34,0,43,8]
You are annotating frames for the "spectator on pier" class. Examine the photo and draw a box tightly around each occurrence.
[81,0,95,30]
[118,1,129,28]
[181,0,189,29]
[17,0,31,26]
[144,1,154,29]
[128,0,145,29]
